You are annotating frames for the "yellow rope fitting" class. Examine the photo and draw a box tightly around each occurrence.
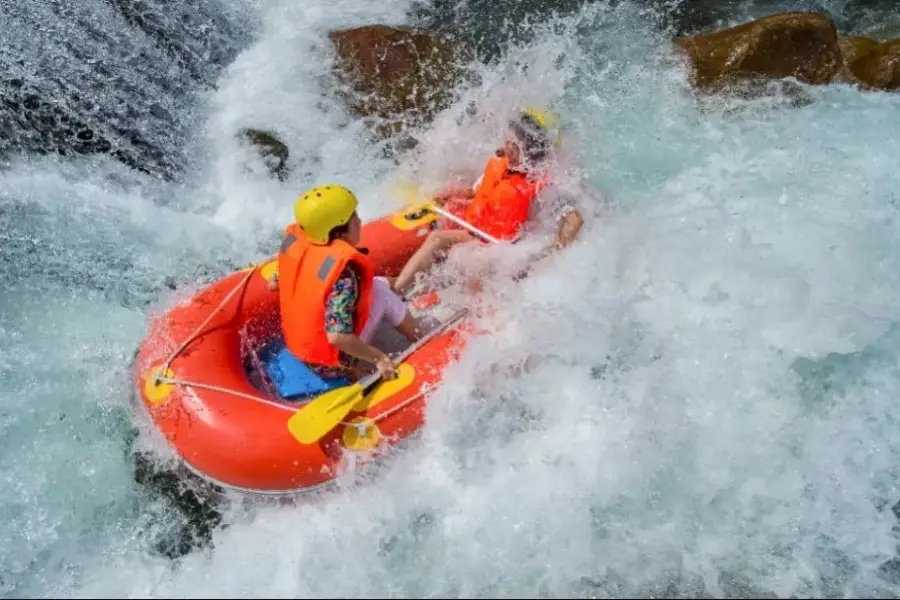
[259,259,279,283]
[342,416,381,451]
[144,366,176,405]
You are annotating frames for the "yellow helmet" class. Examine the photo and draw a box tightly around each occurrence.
[293,184,358,245]
[521,106,562,148]
[522,107,549,129]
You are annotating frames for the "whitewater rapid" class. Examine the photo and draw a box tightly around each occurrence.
[3,0,900,597]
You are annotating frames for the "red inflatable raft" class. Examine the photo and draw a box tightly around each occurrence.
[132,201,473,495]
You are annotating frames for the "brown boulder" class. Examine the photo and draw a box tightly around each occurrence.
[848,39,900,90]
[674,12,842,91]
[328,25,473,146]
[838,36,880,66]
[836,36,879,83]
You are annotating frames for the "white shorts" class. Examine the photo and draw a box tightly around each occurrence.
[359,276,409,343]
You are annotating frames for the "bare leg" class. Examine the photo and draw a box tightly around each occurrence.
[394,311,425,342]
[392,229,474,295]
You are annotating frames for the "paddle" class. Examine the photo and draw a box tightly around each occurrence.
[286,307,469,445]
[390,180,517,246]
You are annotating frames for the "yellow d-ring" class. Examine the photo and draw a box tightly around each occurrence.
[143,366,176,406]
[259,259,278,283]
[342,417,381,451]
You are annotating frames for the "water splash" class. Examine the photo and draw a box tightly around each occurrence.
[4,0,900,597]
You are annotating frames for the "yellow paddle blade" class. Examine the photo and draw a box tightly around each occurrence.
[285,308,471,446]
[286,382,365,445]
[386,179,431,208]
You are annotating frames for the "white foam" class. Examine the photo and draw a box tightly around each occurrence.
[7,0,900,598]
[200,0,421,238]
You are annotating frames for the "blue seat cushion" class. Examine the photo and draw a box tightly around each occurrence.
[262,342,351,401]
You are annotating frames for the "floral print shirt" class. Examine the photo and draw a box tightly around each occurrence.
[308,266,362,379]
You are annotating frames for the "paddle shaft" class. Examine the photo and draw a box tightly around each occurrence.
[428,203,505,245]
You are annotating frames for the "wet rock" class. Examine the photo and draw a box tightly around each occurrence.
[409,0,603,61]
[328,25,474,153]
[1,78,113,159]
[130,446,226,560]
[0,0,251,181]
[830,0,900,39]
[643,0,733,37]
[409,0,730,59]
[838,36,880,67]
[879,557,900,585]
[237,128,290,181]
[0,69,182,180]
[108,0,251,89]
[673,12,843,92]
[848,38,900,91]
[835,35,879,84]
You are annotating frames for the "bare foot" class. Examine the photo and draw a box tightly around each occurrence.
[385,276,410,300]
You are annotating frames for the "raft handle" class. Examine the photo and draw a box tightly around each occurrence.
[404,207,431,220]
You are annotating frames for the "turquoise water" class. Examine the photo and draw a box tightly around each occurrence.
[3,0,900,597]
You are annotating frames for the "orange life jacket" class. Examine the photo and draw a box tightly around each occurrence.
[277,223,375,367]
[463,153,548,241]
[437,152,510,228]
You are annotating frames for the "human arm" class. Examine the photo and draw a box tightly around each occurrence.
[434,165,492,204]
[326,332,393,367]
[323,269,396,378]
[545,178,601,254]
[513,177,605,281]
[434,183,476,205]
[548,208,584,253]
[513,206,584,282]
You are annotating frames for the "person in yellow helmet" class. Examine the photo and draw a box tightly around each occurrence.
[391,107,585,296]
[269,184,422,391]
